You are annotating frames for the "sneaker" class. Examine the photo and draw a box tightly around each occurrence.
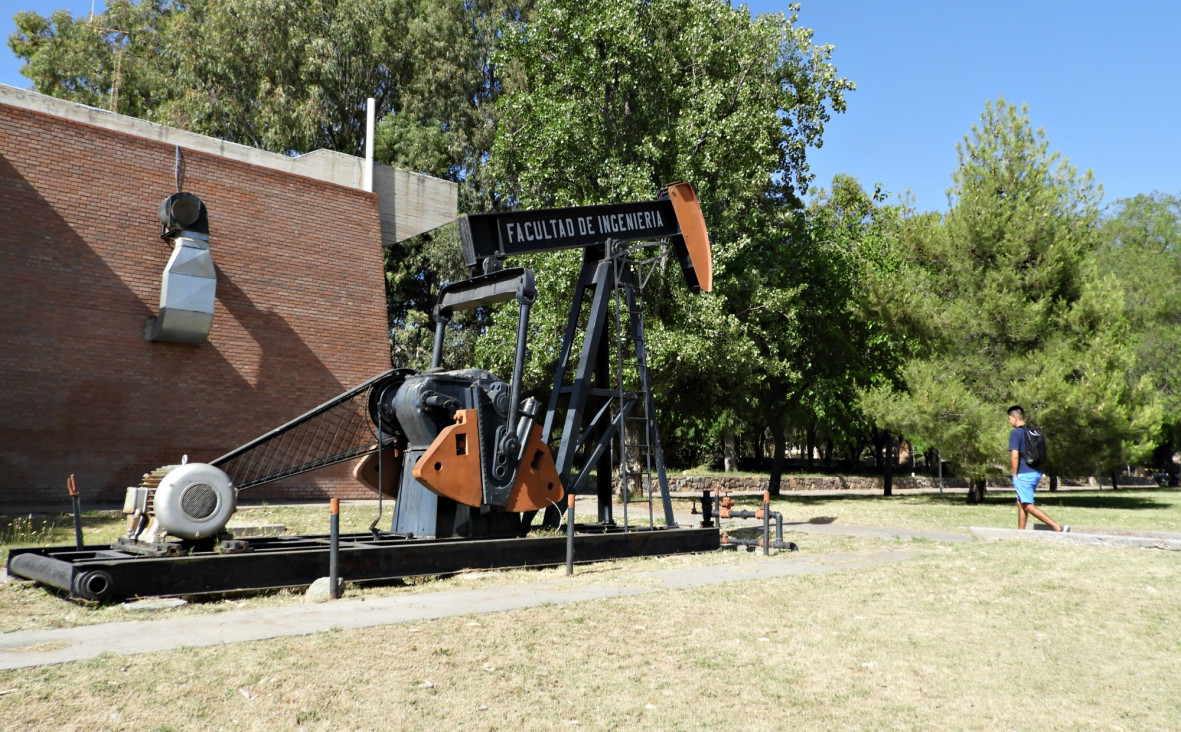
[1061,525,1071,533]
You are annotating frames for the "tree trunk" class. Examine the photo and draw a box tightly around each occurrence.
[823,438,833,468]
[1109,469,1119,490]
[845,442,859,470]
[622,416,646,498]
[805,424,816,470]
[882,436,894,497]
[769,424,787,497]
[723,429,737,473]
[851,438,868,471]
[753,431,765,463]
[872,432,885,471]
[1049,474,1058,492]
[966,477,987,504]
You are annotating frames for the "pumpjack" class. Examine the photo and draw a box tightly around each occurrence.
[7,183,719,601]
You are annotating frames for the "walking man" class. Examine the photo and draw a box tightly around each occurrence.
[1007,406,1069,532]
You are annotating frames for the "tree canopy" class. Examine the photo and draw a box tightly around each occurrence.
[860,99,1162,499]
[10,2,1179,482]
[480,0,853,478]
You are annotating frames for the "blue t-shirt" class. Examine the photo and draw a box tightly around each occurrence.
[1008,427,1038,475]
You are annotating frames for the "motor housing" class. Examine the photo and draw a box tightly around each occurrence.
[152,462,237,539]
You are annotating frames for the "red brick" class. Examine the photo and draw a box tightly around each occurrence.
[1,106,391,506]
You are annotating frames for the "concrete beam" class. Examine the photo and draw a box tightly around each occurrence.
[372,160,458,243]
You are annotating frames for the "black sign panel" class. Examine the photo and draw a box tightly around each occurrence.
[459,199,680,268]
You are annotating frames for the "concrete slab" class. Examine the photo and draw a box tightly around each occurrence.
[787,522,972,543]
[121,598,189,612]
[971,526,1181,551]
[1042,526,1181,540]
[0,550,919,670]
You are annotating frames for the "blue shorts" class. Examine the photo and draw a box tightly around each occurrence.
[1012,472,1041,504]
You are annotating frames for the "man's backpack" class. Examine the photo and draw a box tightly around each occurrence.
[1022,425,1048,469]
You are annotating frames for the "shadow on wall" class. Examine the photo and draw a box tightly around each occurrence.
[0,153,350,505]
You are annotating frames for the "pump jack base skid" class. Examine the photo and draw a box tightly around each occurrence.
[7,526,720,603]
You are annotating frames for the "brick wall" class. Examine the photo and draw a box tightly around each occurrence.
[0,103,393,507]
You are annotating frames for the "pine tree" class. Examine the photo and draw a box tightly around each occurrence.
[861,99,1160,502]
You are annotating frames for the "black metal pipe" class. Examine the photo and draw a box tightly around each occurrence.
[721,537,798,552]
[763,493,770,556]
[71,497,83,551]
[67,474,83,550]
[369,426,384,537]
[718,492,793,552]
[329,498,340,600]
[74,569,114,601]
[723,508,786,544]
[431,321,446,369]
[508,299,532,434]
[7,552,75,595]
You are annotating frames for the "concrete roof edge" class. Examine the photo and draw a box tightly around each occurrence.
[0,83,456,198]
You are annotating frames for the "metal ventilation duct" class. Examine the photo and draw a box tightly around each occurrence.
[145,193,215,344]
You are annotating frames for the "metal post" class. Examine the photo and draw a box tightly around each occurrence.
[762,491,770,556]
[566,493,576,576]
[67,474,83,550]
[329,498,340,600]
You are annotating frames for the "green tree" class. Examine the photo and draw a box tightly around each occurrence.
[860,99,1160,503]
[725,174,903,492]
[10,0,525,369]
[8,1,179,119]
[9,0,497,161]
[1099,193,1181,473]
[482,0,852,467]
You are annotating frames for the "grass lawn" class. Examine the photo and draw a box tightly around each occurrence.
[760,486,1181,534]
[2,489,1180,730]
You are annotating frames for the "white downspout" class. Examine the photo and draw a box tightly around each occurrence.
[363,97,375,193]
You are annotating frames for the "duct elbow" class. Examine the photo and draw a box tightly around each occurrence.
[147,192,216,345]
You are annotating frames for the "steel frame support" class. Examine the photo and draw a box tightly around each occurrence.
[541,245,677,528]
[6,527,719,602]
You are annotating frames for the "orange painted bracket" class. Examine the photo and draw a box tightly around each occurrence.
[666,182,712,293]
[353,447,402,498]
[505,423,565,512]
[413,409,484,508]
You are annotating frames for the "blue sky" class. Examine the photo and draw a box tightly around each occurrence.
[3,0,1178,213]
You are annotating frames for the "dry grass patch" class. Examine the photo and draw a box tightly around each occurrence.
[0,539,1177,730]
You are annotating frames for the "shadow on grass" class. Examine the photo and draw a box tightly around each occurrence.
[736,490,1179,512]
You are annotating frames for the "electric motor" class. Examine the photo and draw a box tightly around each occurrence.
[153,462,237,539]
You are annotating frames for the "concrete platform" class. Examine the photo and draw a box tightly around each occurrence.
[970,526,1181,550]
